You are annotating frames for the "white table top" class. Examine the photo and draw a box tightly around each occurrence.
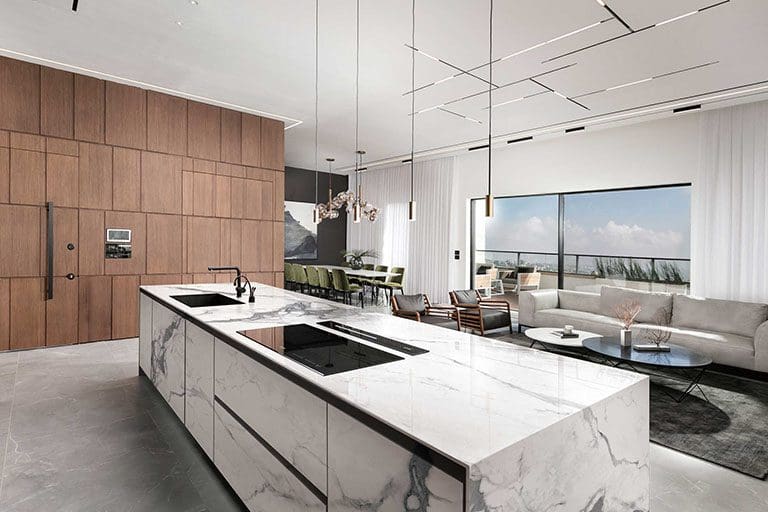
[311,264,399,279]
[524,327,601,348]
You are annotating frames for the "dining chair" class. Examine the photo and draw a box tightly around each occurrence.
[331,269,364,307]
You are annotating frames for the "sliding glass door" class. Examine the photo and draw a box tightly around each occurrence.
[470,184,691,306]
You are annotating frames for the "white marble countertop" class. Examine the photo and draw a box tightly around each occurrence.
[140,282,647,468]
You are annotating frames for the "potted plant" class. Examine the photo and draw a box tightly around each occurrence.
[341,249,378,270]
[613,300,642,347]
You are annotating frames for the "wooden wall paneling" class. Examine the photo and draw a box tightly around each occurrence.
[243,179,262,220]
[146,214,182,274]
[112,147,141,211]
[230,177,245,218]
[78,209,105,276]
[181,216,188,273]
[105,82,146,149]
[273,221,284,271]
[42,206,78,277]
[40,67,74,138]
[147,91,187,155]
[45,277,78,346]
[215,175,231,217]
[230,219,242,269]
[182,274,195,284]
[258,221,273,272]
[240,220,259,272]
[230,164,245,178]
[104,211,146,275]
[187,101,220,161]
[273,172,285,221]
[192,172,215,216]
[221,109,242,164]
[182,171,194,215]
[252,272,274,286]
[46,137,79,157]
[10,133,46,152]
[0,279,7,350]
[78,143,113,210]
[141,152,182,214]
[10,149,45,205]
[241,114,261,166]
[0,205,41,277]
[0,130,7,146]
[74,74,105,143]
[187,217,221,273]
[260,118,285,170]
[141,274,182,286]
[78,275,112,342]
[193,158,215,174]
[112,275,140,339]
[260,175,274,220]
[182,157,194,171]
[9,278,45,349]
[215,162,231,177]
[0,57,40,133]
[214,273,233,284]
[220,219,231,265]
[46,153,79,208]
[0,147,8,203]
[275,272,284,289]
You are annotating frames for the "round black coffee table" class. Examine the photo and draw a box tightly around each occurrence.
[583,336,712,403]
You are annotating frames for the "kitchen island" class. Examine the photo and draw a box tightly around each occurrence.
[139,282,649,512]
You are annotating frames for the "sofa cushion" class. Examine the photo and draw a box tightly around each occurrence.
[395,294,426,314]
[671,295,768,338]
[480,309,510,331]
[633,323,755,370]
[558,290,601,315]
[600,286,672,324]
[453,290,478,305]
[534,309,622,338]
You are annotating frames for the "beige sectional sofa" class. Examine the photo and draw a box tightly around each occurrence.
[519,286,768,372]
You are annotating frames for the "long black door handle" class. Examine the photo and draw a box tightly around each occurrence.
[46,202,54,300]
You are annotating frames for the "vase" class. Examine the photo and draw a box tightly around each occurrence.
[349,256,364,270]
[620,329,632,347]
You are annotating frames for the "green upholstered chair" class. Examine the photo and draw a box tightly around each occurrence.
[317,267,333,298]
[331,269,364,307]
[305,266,321,295]
[283,262,294,289]
[294,265,309,293]
[378,266,405,302]
[361,265,388,302]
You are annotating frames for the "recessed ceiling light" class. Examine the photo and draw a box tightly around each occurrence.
[175,20,184,27]
[189,0,199,4]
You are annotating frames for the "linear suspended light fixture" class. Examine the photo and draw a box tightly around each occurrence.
[408,0,417,221]
[485,0,494,218]
[312,0,321,225]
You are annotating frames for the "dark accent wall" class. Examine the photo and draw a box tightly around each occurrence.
[284,166,347,265]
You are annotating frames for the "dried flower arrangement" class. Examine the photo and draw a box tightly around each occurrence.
[613,300,642,330]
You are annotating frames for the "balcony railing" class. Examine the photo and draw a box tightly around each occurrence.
[475,249,691,285]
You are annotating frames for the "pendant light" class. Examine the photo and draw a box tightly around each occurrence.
[408,0,416,222]
[485,0,495,218]
[312,0,321,225]
[352,0,362,224]
[352,150,363,223]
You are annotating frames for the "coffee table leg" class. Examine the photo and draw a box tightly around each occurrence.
[666,367,709,403]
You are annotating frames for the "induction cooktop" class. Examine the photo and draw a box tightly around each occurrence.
[236,323,405,376]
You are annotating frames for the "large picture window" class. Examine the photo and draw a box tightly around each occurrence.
[470,184,691,303]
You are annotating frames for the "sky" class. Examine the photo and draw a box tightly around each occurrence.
[474,186,691,259]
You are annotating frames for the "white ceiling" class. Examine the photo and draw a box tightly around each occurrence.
[1,0,767,171]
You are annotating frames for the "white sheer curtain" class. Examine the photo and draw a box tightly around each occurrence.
[691,101,768,301]
[347,156,454,301]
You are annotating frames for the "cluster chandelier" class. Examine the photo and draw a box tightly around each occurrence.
[313,0,378,224]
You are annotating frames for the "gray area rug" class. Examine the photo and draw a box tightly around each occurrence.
[489,330,768,479]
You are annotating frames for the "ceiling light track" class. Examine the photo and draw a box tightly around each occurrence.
[401,18,609,96]
[544,0,731,63]
[572,60,720,99]
[595,0,634,33]
[438,107,483,124]
[404,44,499,89]
[529,77,590,110]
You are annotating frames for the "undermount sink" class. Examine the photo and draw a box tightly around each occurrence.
[171,293,242,308]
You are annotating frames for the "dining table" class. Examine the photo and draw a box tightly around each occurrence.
[310,264,399,279]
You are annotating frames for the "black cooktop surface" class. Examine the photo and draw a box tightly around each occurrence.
[236,323,404,376]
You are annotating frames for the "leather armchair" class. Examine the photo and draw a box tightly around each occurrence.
[449,289,512,335]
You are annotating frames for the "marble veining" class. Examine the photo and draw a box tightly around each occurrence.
[185,322,215,458]
[151,302,185,421]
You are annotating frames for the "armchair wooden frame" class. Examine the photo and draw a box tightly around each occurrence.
[449,290,513,335]
[391,294,459,329]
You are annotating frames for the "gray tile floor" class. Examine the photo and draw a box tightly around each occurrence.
[0,339,766,512]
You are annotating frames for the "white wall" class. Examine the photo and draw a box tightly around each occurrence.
[448,113,702,291]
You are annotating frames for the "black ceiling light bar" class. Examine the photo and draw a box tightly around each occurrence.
[530,77,590,111]
[595,0,634,33]
[72,0,79,11]
[469,143,490,152]
[508,136,533,144]
[673,104,701,114]
[565,126,586,133]
[544,0,731,64]
[404,44,498,89]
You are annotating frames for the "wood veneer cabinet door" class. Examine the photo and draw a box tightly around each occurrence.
[146,214,182,274]
[42,206,78,277]
[79,275,112,342]
[105,82,146,150]
[187,101,220,161]
[147,91,187,155]
[10,278,45,350]
[46,276,78,346]
[46,154,79,208]
[0,147,9,203]
[41,67,74,139]
[141,152,182,214]
[221,109,242,164]
[187,216,221,273]
[10,149,45,205]
[0,279,8,351]
[113,147,141,211]
[260,118,284,170]
[74,75,105,143]
[241,114,261,166]
[0,205,41,277]
[0,57,40,133]
[78,209,105,276]
[78,143,113,210]
[112,275,140,339]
